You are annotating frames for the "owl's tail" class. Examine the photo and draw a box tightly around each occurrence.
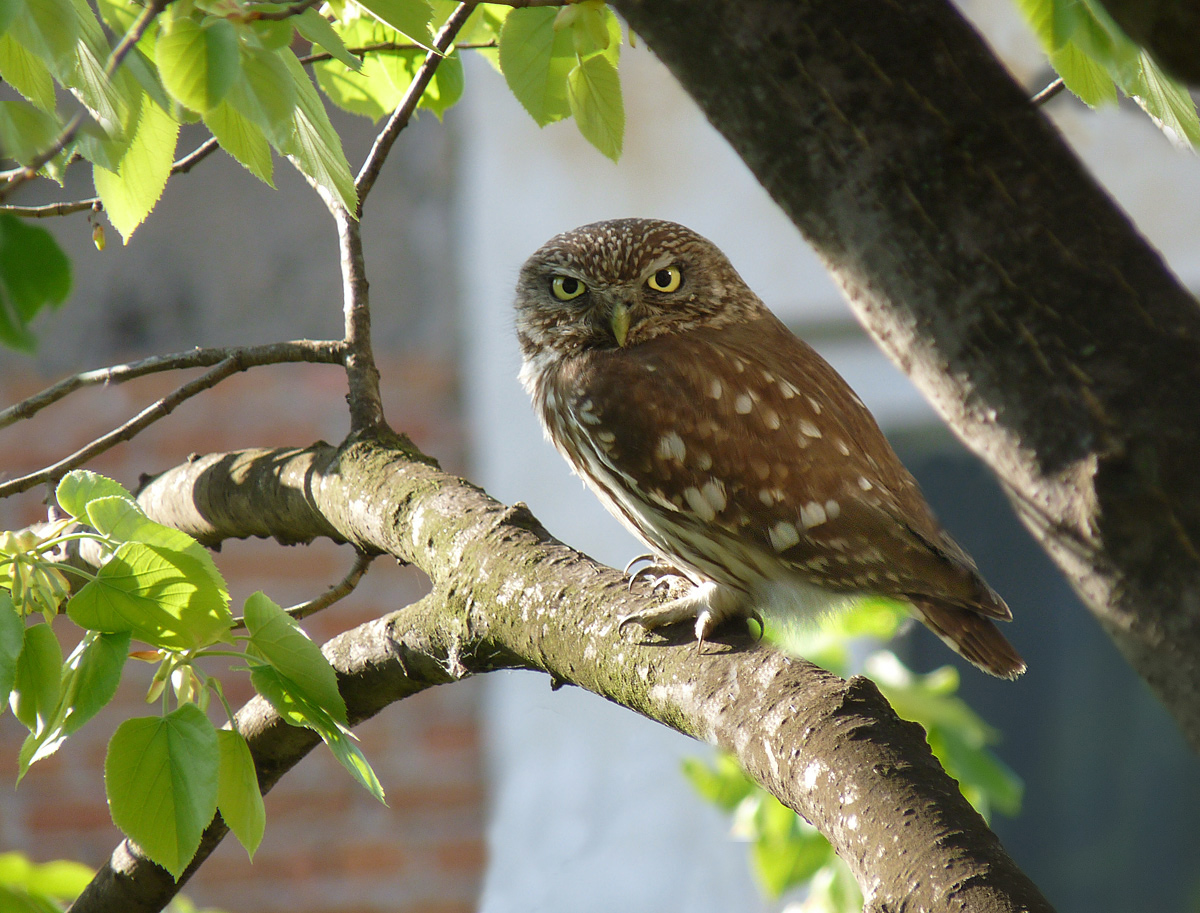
[910,598,1026,680]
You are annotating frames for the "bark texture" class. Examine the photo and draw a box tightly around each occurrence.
[69,441,1053,913]
[611,0,1200,751]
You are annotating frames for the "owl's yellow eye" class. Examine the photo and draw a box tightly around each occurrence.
[646,266,682,293]
[551,275,587,301]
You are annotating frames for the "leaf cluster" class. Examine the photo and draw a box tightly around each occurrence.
[1017,0,1200,145]
[0,470,383,880]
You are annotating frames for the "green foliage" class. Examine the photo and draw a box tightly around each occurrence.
[0,853,94,912]
[498,1,624,160]
[685,598,1023,908]
[0,472,381,879]
[105,704,220,879]
[1015,0,1200,146]
[0,213,71,352]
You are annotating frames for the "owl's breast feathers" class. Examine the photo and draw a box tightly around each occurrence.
[537,314,1012,618]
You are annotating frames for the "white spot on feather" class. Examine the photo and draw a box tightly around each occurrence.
[684,486,716,522]
[708,378,723,399]
[769,520,800,551]
[799,419,822,438]
[735,394,753,414]
[800,501,827,528]
[657,431,686,462]
[701,479,727,514]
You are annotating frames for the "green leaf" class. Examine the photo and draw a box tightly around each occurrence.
[295,7,361,71]
[226,43,297,146]
[0,594,23,708]
[0,100,62,166]
[243,591,346,724]
[0,212,71,353]
[216,729,265,858]
[7,0,78,71]
[420,48,462,118]
[1015,0,1082,51]
[156,15,240,112]
[1127,53,1200,148]
[81,495,230,614]
[66,541,232,650]
[680,753,755,811]
[55,470,134,520]
[105,705,219,879]
[355,0,432,46]
[203,100,274,184]
[750,814,833,898]
[251,665,384,802]
[279,50,357,212]
[1050,40,1117,107]
[18,631,130,778]
[498,6,575,126]
[93,99,180,243]
[10,623,62,733]
[567,53,623,160]
[0,853,94,902]
[0,33,57,112]
[314,53,393,120]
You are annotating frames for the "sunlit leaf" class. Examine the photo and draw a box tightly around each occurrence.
[204,100,274,185]
[105,705,219,879]
[18,631,130,778]
[0,594,23,709]
[55,470,133,521]
[355,0,432,46]
[0,33,57,112]
[295,7,361,71]
[498,6,574,126]
[156,15,240,112]
[243,591,345,724]
[251,665,383,802]
[93,99,180,242]
[66,541,231,650]
[10,623,61,734]
[1049,40,1117,107]
[216,729,265,858]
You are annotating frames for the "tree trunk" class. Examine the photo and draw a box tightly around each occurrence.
[611,0,1200,752]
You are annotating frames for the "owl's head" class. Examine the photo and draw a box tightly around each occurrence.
[515,219,764,359]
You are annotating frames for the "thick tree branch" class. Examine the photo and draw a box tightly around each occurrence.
[69,440,1053,913]
[611,0,1200,751]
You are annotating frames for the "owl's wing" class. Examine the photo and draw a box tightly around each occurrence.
[566,314,1007,618]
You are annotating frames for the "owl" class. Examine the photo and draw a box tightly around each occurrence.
[515,219,1024,679]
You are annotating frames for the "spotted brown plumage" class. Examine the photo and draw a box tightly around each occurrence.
[515,218,1024,678]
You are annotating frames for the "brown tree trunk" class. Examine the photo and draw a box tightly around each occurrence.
[612,0,1200,752]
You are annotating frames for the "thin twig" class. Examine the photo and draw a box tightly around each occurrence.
[299,40,497,66]
[1031,78,1066,106]
[0,0,170,200]
[0,344,343,499]
[1,199,100,218]
[171,137,221,175]
[0,339,343,430]
[354,0,479,209]
[232,553,374,629]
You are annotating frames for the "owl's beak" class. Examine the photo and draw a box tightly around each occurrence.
[610,301,630,347]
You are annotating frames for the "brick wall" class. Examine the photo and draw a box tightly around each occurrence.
[0,354,485,913]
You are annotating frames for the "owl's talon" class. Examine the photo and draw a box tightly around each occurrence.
[623,553,656,577]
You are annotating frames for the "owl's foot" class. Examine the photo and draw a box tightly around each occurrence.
[623,554,685,592]
[618,581,762,648]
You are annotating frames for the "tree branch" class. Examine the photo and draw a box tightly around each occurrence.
[354,0,479,208]
[63,440,1051,913]
[0,342,341,499]
[0,340,342,431]
[611,0,1200,752]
